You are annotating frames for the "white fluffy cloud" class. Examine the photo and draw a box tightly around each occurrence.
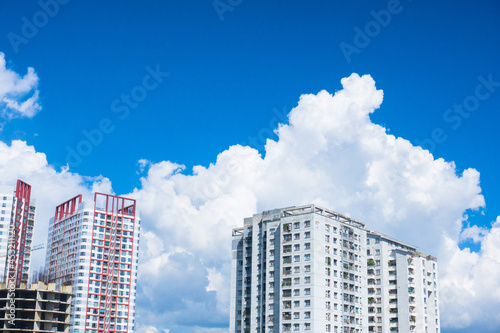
[129,73,493,332]
[1,73,497,332]
[440,217,500,330]
[0,52,41,127]
[0,140,111,271]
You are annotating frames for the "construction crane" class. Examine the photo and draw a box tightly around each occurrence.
[0,243,44,258]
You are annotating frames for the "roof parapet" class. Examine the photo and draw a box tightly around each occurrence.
[282,204,365,228]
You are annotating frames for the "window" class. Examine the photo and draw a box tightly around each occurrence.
[305,288,311,295]
[294,312,300,319]
[293,222,300,229]
[305,232,311,239]
[305,276,311,284]
[294,233,300,240]
[304,265,311,272]
[305,254,311,261]
[294,244,300,251]
[304,221,311,228]
[294,301,300,308]
[305,243,311,250]
[305,312,311,319]
[294,289,300,296]
[305,300,311,307]
[294,255,300,262]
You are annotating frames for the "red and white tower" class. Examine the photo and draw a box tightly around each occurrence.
[0,180,36,287]
[46,193,140,333]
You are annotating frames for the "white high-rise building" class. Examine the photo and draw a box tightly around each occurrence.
[366,231,440,333]
[45,193,140,333]
[0,180,36,287]
[230,205,368,333]
[230,205,440,333]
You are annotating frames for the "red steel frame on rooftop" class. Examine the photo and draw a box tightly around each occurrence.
[54,194,83,222]
[83,192,137,333]
[7,180,32,287]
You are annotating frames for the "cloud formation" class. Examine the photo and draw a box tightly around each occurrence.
[129,73,492,332]
[0,140,112,271]
[0,52,41,127]
[0,73,497,333]
[439,217,500,331]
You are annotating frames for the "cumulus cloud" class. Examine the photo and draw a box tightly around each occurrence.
[0,52,41,126]
[0,140,112,271]
[126,73,494,332]
[459,223,489,243]
[440,217,500,330]
[1,73,497,332]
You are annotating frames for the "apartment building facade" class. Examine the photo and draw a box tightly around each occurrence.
[230,205,440,333]
[0,180,36,287]
[230,205,368,333]
[45,193,140,333]
[366,231,440,333]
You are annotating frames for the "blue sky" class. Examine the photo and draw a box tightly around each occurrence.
[1,1,500,332]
